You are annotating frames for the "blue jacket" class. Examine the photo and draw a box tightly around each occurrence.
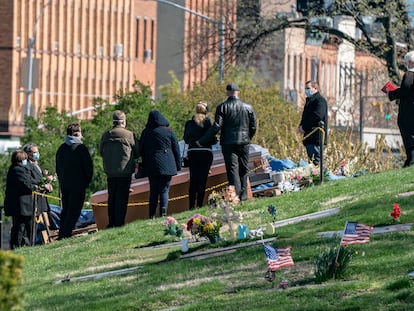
[139,110,181,177]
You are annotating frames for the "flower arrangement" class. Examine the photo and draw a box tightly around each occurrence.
[187,213,222,243]
[163,217,184,239]
[39,169,57,192]
[333,158,362,177]
[390,203,401,221]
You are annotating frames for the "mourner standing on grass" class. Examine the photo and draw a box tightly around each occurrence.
[298,80,328,166]
[196,83,257,201]
[23,143,53,227]
[139,110,181,218]
[100,110,140,228]
[387,51,414,167]
[56,122,93,239]
[4,150,38,249]
[184,101,217,209]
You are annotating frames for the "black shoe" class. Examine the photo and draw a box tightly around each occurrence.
[161,207,167,217]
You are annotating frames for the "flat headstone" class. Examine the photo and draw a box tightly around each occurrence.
[395,191,414,198]
[55,266,143,284]
[317,223,413,238]
[273,208,340,228]
[181,237,276,259]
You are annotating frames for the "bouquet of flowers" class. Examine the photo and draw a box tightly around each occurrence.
[163,217,184,239]
[186,213,222,243]
[39,169,57,192]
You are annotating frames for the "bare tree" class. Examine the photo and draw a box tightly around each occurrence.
[191,0,412,83]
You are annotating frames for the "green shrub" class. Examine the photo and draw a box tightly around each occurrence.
[0,250,24,311]
[315,246,353,282]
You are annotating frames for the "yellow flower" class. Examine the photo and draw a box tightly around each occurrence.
[193,218,201,225]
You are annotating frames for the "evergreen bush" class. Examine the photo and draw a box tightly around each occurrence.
[0,250,24,311]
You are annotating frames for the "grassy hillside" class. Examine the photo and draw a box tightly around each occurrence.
[15,167,414,310]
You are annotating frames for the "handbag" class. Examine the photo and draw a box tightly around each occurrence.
[181,144,190,168]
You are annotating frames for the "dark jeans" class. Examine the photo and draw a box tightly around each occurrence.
[58,188,86,239]
[10,215,33,249]
[107,177,132,228]
[148,175,172,218]
[221,144,249,200]
[188,150,213,209]
[305,144,321,166]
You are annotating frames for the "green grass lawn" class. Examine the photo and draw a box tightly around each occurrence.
[14,167,414,310]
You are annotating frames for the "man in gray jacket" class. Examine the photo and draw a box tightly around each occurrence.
[100,110,140,227]
[197,83,256,201]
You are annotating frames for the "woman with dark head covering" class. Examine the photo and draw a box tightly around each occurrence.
[139,110,181,218]
[184,101,217,209]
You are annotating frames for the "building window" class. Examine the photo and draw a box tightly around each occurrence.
[143,18,147,57]
[135,17,140,59]
[150,19,155,60]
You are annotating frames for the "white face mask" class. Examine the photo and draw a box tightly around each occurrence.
[22,159,28,166]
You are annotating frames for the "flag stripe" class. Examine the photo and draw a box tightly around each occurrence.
[264,245,294,271]
[340,222,373,246]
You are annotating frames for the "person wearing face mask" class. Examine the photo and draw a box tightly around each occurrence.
[298,80,328,166]
[23,143,53,217]
[4,149,39,249]
[387,51,414,167]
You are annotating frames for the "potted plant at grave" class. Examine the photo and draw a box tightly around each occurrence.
[163,217,188,252]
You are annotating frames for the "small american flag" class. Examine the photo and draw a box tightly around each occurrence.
[340,221,373,246]
[263,244,294,271]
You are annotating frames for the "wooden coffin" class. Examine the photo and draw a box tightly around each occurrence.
[90,148,264,230]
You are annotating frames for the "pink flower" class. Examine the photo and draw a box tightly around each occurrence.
[163,216,178,227]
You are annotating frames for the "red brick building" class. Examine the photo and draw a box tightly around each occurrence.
[0,0,230,145]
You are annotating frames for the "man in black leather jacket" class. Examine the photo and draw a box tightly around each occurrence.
[197,83,256,201]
